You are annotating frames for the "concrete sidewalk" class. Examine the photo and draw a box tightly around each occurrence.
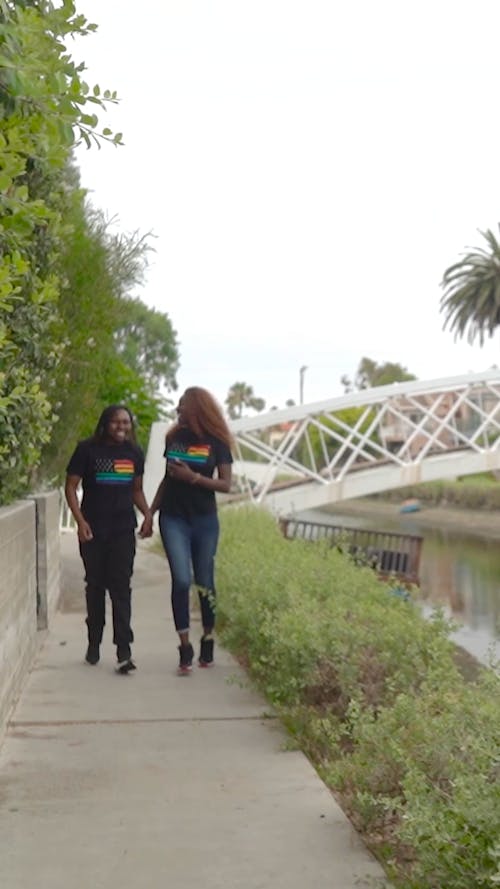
[0,533,389,889]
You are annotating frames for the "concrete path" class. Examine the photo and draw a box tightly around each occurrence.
[0,533,389,889]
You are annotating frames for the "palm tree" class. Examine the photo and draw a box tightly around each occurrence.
[441,226,500,345]
[225,382,266,419]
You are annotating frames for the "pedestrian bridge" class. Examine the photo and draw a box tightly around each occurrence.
[144,370,500,516]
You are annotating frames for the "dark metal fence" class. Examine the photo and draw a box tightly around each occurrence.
[279,518,423,585]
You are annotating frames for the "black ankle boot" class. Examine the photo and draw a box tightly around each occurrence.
[177,643,194,675]
[85,643,100,665]
[116,645,136,674]
[199,635,214,667]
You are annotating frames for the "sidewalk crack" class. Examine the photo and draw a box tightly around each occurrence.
[8,714,277,727]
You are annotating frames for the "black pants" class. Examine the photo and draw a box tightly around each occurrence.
[79,531,136,658]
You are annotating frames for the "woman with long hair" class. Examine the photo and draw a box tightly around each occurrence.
[150,387,233,674]
[65,404,153,673]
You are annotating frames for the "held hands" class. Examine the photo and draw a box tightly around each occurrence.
[138,514,154,538]
[167,458,199,485]
[77,516,154,542]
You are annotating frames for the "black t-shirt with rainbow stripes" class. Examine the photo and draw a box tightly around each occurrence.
[66,439,145,536]
[160,428,233,518]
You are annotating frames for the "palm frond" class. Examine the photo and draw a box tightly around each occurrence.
[440,224,500,345]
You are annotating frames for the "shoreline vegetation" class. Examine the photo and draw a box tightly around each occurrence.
[328,494,500,541]
[216,498,500,889]
[347,474,500,538]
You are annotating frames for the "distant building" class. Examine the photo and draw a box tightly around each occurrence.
[268,421,296,449]
[379,386,498,457]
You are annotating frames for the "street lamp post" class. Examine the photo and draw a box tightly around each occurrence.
[299,365,308,405]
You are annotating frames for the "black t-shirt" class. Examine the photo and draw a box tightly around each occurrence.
[66,438,145,536]
[160,428,233,518]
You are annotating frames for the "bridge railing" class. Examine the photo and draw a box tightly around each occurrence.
[279,517,422,586]
[227,370,500,509]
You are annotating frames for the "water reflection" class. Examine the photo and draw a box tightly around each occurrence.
[419,532,500,664]
[299,507,500,666]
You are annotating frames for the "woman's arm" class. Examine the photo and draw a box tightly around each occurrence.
[133,476,153,538]
[167,460,232,493]
[64,475,93,542]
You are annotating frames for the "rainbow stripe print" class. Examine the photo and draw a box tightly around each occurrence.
[95,457,135,484]
[167,444,211,466]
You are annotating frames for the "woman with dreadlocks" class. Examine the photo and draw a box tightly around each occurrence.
[65,405,153,674]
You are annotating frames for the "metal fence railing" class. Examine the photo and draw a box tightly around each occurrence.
[279,517,423,586]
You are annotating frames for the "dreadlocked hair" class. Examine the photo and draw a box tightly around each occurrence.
[92,404,137,444]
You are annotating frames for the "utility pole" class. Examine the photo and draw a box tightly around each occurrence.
[299,365,308,405]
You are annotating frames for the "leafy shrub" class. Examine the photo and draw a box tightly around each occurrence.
[0,3,179,501]
[217,506,500,889]
[0,2,120,503]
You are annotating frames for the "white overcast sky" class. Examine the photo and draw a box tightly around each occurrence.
[72,0,500,410]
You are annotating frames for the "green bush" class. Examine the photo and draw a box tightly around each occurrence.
[217,506,500,889]
[0,3,179,501]
[0,1,120,503]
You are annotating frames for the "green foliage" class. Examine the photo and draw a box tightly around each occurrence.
[298,406,379,471]
[216,507,500,889]
[335,673,500,888]
[217,508,455,710]
[372,476,500,511]
[0,249,59,501]
[0,1,122,503]
[0,1,121,154]
[38,195,179,478]
[97,354,169,451]
[114,295,179,392]
[441,226,500,346]
[342,357,417,393]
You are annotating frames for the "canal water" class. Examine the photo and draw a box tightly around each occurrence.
[298,506,500,666]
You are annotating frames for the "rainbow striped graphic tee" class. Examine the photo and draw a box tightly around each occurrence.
[94,456,135,484]
[66,439,144,535]
[166,445,211,466]
[161,430,233,517]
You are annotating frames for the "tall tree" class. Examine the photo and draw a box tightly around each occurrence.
[440,226,500,345]
[342,358,417,393]
[96,355,168,451]
[0,0,122,504]
[39,193,179,480]
[225,382,266,419]
[114,296,179,391]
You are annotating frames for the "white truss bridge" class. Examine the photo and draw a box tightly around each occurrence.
[144,370,500,516]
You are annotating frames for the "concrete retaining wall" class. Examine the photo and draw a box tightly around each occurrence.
[31,491,61,630]
[0,491,60,742]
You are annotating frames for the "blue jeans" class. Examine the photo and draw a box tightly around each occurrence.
[159,512,219,633]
